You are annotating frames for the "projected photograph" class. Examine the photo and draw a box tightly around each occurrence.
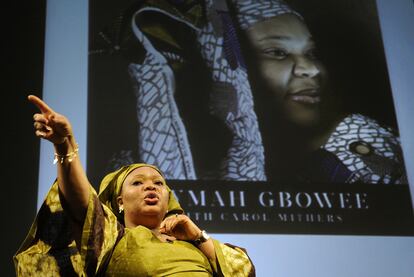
[87,0,406,184]
[87,0,413,235]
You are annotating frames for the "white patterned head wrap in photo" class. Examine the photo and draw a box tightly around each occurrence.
[230,0,303,30]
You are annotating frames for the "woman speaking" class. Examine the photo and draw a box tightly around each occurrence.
[14,95,254,276]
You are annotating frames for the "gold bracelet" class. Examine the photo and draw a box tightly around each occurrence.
[53,144,79,164]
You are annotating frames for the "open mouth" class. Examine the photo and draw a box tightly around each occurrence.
[144,192,159,205]
[287,88,321,104]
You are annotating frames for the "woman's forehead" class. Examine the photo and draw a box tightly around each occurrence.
[127,166,164,179]
[248,14,310,41]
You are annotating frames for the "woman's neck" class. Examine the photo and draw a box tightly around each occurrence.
[124,215,162,230]
[287,115,341,153]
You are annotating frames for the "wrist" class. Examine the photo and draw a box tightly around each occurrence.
[192,230,210,246]
[54,137,69,152]
[54,136,76,152]
[53,136,79,164]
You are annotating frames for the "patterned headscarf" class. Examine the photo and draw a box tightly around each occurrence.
[98,163,183,220]
[230,0,303,30]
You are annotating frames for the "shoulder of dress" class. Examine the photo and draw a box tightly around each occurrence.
[328,113,399,142]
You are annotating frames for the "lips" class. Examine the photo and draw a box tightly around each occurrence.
[144,192,159,205]
[287,88,321,104]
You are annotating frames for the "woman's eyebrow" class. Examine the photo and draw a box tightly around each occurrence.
[258,35,315,44]
[259,37,317,50]
[257,35,290,42]
[130,174,163,179]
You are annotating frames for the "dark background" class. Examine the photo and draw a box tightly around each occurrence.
[4,0,45,275]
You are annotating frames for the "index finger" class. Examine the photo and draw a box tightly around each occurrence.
[28,95,54,115]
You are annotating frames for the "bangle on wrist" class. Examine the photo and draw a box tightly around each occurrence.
[53,144,79,164]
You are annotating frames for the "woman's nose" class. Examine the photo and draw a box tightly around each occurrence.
[143,182,156,190]
[292,56,320,78]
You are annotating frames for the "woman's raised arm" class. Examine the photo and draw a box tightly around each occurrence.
[29,95,90,222]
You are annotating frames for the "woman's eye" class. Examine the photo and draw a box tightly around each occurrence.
[154,181,164,186]
[132,180,143,186]
[306,48,318,60]
[264,48,288,59]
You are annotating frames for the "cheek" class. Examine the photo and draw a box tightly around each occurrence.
[122,188,141,207]
[163,191,170,207]
[312,60,327,81]
[258,60,292,97]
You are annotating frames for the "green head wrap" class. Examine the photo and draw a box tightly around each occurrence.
[98,163,183,221]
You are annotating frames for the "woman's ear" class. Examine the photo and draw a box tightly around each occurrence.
[117,196,123,206]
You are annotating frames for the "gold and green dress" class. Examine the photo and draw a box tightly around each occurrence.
[14,182,255,276]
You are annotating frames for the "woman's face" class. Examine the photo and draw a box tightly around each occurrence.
[118,166,170,227]
[246,14,327,127]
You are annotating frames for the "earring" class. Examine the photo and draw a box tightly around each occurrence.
[119,206,124,213]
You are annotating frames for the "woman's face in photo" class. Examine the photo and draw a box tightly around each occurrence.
[246,14,327,128]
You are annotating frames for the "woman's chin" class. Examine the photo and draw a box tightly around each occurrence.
[143,206,163,214]
[286,105,321,129]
